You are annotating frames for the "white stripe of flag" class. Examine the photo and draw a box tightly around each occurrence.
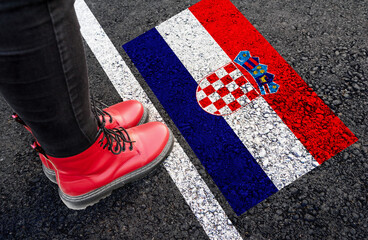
[156,9,318,190]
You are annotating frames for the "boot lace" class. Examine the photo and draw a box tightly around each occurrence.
[91,97,134,155]
[17,97,133,156]
[12,113,26,126]
[92,99,113,124]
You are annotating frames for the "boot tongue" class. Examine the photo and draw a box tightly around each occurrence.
[103,106,129,129]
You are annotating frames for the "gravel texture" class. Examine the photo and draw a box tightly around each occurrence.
[1,0,367,239]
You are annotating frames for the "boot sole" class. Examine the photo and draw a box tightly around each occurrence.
[42,106,150,185]
[58,129,174,210]
[137,106,150,126]
[42,164,58,184]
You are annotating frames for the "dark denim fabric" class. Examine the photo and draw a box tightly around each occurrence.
[0,0,98,157]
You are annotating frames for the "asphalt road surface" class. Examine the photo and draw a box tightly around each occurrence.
[0,0,367,239]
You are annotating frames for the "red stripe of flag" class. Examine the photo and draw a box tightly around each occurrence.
[244,61,253,70]
[189,0,357,163]
[249,57,258,66]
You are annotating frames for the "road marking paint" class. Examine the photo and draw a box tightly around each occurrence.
[123,0,357,215]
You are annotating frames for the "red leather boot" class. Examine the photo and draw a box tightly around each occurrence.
[13,100,149,183]
[94,99,149,129]
[45,122,173,210]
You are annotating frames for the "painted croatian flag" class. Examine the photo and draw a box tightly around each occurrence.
[123,0,358,215]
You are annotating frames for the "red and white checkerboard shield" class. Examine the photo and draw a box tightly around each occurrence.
[196,62,260,116]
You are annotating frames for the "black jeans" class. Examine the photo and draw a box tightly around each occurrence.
[0,0,98,157]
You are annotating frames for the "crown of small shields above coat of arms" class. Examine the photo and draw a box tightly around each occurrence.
[196,50,280,116]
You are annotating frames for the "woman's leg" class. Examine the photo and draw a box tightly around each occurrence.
[0,0,98,157]
[0,0,175,210]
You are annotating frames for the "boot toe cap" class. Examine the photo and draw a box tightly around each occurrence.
[107,100,145,128]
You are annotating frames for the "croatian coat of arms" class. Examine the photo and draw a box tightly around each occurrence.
[196,50,280,116]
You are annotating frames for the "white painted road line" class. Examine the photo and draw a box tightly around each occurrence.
[74,0,243,239]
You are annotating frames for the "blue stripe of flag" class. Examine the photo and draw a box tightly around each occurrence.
[123,28,278,215]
